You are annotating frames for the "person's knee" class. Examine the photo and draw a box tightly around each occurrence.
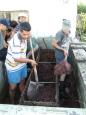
[9,83,16,90]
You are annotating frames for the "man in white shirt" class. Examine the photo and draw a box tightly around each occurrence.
[5,22,37,103]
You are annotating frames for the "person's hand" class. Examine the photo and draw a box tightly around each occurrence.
[3,42,8,48]
[30,60,37,67]
[63,49,68,57]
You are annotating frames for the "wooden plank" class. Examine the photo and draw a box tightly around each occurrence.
[38,82,56,84]
[23,100,57,107]
[38,62,55,64]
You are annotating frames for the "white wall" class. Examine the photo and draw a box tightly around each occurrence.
[0,0,77,38]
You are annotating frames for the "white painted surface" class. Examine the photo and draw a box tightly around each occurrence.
[0,104,85,115]
[0,0,77,38]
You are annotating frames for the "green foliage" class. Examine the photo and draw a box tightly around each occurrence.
[76,3,86,42]
[77,4,86,14]
[76,13,86,42]
[80,14,86,33]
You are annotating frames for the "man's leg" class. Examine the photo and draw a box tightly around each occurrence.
[19,79,25,93]
[60,73,66,81]
[9,83,16,104]
[19,65,27,93]
[6,69,20,104]
[59,74,66,99]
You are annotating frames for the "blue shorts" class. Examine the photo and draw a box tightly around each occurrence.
[7,65,27,84]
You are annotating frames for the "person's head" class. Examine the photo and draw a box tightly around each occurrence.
[18,13,28,23]
[0,18,10,31]
[5,27,12,42]
[10,20,18,36]
[62,19,71,35]
[10,20,18,29]
[19,22,31,40]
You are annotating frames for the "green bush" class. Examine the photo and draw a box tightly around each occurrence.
[77,3,86,42]
[76,13,86,41]
[80,14,86,33]
[77,4,86,14]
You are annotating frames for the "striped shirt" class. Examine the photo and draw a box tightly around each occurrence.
[5,32,27,71]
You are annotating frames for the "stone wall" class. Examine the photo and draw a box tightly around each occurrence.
[70,42,86,108]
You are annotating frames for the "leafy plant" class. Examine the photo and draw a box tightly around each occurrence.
[77,3,86,14]
[76,4,86,42]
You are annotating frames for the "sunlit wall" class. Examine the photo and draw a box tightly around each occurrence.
[0,0,77,38]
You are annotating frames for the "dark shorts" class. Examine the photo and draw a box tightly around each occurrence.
[67,47,72,64]
[55,49,65,64]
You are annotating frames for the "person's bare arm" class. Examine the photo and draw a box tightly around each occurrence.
[14,58,37,67]
[52,38,68,56]
[52,38,64,51]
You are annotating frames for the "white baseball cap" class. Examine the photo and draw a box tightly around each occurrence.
[62,19,71,27]
[18,13,28,18]
[62,19,71,33]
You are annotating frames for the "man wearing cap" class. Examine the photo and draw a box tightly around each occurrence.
[18,12,28,23]
[0,18,11,96]
[5,22,37,104]
[15,12,28,32]
[0,19,11,61]
[52,19,72,99]
[0,18,10,50]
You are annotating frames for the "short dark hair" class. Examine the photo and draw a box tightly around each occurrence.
[10,20,18,29]
[20,22,31,31]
